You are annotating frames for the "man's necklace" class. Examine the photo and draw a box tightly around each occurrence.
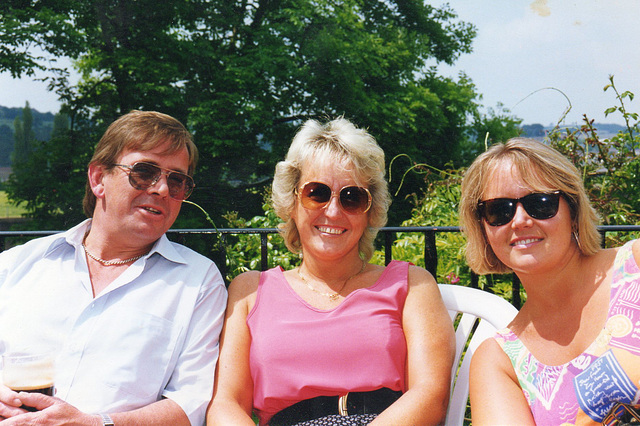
[297,261,367,301]
[82,240,146,266]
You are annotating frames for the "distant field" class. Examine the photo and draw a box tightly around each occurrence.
[0,191,28,218]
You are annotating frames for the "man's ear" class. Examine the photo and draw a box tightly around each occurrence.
[88,163,107,199]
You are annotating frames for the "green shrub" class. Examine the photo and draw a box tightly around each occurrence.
[547,76,640,245]
[214,78,640,289]
[222,193,299,282]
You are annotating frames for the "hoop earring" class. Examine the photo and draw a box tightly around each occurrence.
[573,230,583,252]
[484,242,497,268]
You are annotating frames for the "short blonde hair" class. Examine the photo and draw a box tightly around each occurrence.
[459,137,601,274]
[272,118,391,262]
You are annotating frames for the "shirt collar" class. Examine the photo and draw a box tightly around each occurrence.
[42,219,188,265]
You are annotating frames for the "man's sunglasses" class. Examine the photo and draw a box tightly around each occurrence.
[114,162,195,200]
[296,181,372,214]
[477,191,562,227]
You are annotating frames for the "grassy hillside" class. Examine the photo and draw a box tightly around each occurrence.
[0,191,28,218]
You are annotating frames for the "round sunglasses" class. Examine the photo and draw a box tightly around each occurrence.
[296,181,372,214]
[477,191,563,227]
[114,162,195,200]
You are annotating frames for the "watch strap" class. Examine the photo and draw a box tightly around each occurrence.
[100,413,115,426]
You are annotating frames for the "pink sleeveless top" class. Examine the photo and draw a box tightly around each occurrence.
[247,260,409,425]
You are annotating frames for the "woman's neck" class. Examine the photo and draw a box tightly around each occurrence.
[299,253,365,288]
[517,248,612,318]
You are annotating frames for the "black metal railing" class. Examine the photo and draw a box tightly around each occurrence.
[1,225,639,308]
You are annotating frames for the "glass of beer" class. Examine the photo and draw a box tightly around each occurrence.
[2,351,55,412]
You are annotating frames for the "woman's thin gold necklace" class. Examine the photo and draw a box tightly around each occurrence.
[297,261,367,301]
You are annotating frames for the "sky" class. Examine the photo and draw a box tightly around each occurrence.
[1,0,638,127]
[435,0,640,126]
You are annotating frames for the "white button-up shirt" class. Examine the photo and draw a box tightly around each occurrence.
[0,220,227,425]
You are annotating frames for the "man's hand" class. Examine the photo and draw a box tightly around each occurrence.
[0,391,101,425]
[0,384,26,420]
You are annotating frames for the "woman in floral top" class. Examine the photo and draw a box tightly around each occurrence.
[460,137,640,425]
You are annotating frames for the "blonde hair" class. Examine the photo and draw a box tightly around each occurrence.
[459,137,601,274]
[83,110,197,217]
[272,118,391,262]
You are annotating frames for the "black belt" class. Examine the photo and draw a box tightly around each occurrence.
[268,387,402,425]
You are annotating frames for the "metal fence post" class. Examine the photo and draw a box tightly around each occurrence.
[424,230,437,278]
[384,231,394,265]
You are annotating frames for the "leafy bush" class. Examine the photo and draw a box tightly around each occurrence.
[222,192,299,282]
[381,163,518,299]
[387,77,640,301]
[376,164,466,277]
[547,76,640,245]
[210,78,639,292]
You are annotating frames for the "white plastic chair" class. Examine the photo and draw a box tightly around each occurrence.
[438,284,519,426]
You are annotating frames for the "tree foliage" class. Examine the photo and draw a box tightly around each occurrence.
[0,125,13,166]
[7,122,94,229]
[1,0,519,228]
[547,76,640,236]
[0,0,83,78]
[11,102,36,165]
[392,77,640,302]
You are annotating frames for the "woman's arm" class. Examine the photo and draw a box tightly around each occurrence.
[206,271,260,426]
[470,337,535,425]
[632,239,640,266]
[371,265,456,425]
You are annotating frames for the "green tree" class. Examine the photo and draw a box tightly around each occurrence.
[1,0,514,228]
[51,112,71,137]
[0,125,13,166]
[7,123,94,229]
[11,102,35,165]
[392,77,640,303]
[0,1,82,78]
[469,103,522,158]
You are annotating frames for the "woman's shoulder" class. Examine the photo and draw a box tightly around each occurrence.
[406,263,437,288]
[400,264,443,307]
[633,239,640,264]
[474,335,511,365]
[228,270,262,301]
[601,238,640,267]
[579,239,640,285]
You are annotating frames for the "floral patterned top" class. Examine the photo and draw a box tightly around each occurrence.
[494,239,640,425]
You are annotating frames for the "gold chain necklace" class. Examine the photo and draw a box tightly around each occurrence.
[82,237,146,266]
[297,261,367,301]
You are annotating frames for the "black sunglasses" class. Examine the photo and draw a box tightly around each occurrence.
[114,162,195,200]
[477,191,562,227]
[296,181,372,214]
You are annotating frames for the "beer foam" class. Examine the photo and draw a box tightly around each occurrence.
[2,356,55,390]
[6,382,54,392]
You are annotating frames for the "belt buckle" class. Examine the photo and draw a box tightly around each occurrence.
[338,392,349,416]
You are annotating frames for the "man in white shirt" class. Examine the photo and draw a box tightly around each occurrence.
[0,110,227,425]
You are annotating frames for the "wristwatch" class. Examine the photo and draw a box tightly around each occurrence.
[100,414,115,426]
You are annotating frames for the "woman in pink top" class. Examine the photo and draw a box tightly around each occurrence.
[207,118,455,425]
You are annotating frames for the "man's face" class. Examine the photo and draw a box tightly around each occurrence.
[93,142,190,248]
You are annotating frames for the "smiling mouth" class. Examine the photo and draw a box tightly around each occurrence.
[316,226,345,235]
[512,238,542,246]
[142,206,162,215]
